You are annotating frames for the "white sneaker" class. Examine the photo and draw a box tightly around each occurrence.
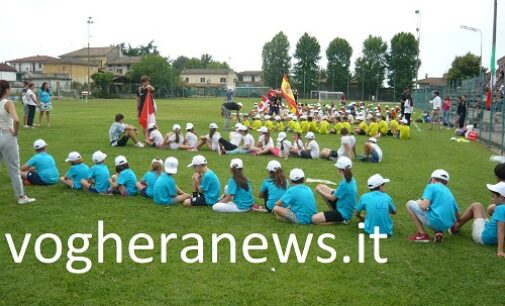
[135,142,145,148]
[18,196,36,205]
[490,155,505,164]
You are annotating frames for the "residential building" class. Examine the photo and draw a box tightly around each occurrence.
[7,55,59,80]
[23,71,71,90]
[180,69,237,89]
[416,76,446,89]
[237,71,263,86]
[106,56,141,76]
[60,46,121,69]
[43,58,98,84]
[0,63,17,82]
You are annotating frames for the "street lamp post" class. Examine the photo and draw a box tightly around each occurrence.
[87,17,93,91]
[460,25,483,88]
[415,10,421,91]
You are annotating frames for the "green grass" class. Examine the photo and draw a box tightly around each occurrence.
[0,98,502,305]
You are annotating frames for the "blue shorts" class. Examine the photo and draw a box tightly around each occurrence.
[27,171,47,185]
[370,150,380,163]
[89,185,99,193]
[140,187,152,198]
[407,200,432,228]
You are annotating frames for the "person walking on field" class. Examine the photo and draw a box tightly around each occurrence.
[221,101,243,131]
[429,91,442,130]
[38,82,53,127]
[0,80,36,204]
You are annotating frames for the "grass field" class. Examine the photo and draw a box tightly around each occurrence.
[0,98,502,305]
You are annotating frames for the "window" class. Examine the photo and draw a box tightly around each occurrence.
[185,78,189,83]
[38,63,42,69]
[117,69,123,74]
[220,77,226,83]
[233,79,237,84]
[200,77,205,83]
[243,75,252,82]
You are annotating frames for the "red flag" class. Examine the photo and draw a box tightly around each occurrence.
[139,88,156,129]
[258,90,275,113]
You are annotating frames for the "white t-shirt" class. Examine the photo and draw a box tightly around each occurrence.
[306,140,320,159]
[404,99,413,114]
[338,135,353,157]
[185,132,198,148]
[26,89,37,106]
[229,131,242,146]
[293,139,304,151]
[242,133,255,149]
[168,133,184,150]
[370,143,383,162]
[206,131,221,151]
[276,139,292,157]
[149,129,164,148]
[258,134,274,150]
[431,96,442,110]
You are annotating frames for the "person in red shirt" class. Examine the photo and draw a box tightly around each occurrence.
[442,96,452,127]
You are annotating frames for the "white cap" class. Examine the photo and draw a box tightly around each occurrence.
[367,174,390,189]
[401,118,408,124]
[254,114,261,119]
[237,102,243,107]
[237,124,248,131]
[264,115,271,120]
[173,124,181,131]
[65,151,81,162]
[431,169,450,181]
[148,123,156,129]
[151,158,163,166]
[335,156,352,169]
[289,168,305,181]
[277,132,287,141]
[487,182,505,197]
[266,160,281,172]
[274,115,281,121]
[305,132,315,139]
[186,123,194,130]
[235,122,243,129]
[164,157,179,174]
[114,155,128,166]
[301,115,308,120]
[187,155,207,167]
[230,158,243,169]
[368,137,378,143]
[257,126,268,133]
[209,123,218,129]
[92,151,107,163]
[33,139,47,150]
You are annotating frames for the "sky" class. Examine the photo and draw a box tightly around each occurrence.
[1,0,504,80]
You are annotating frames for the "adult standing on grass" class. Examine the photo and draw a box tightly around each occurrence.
[441,96,452,127]
[136,76,155,137]
[399,88,408,118]
[25,82,41,128]
[221,101,242,131]
[38,82,52,127]
[225,88,234,102]
[20,81,29,127]
[0,80,35,204]
[403,92,413,126]
[456,95,467,129]
[429,91,442,130]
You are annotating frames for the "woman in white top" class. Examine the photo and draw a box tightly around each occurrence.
[183,123,199,151]
[296,132,320,159]
[0,80,35,204]
[252,126,275,155]
[275,132,292,159]
[289,132,304,156]
[196,123,221,152]
[25,82,41,128]
[404,93,413,126]
[164,124,184,150]
[145,123,164,148]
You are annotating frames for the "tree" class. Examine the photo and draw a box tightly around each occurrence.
[120,40,159,56]
[293,33,321,98]
[171,54,229,71]
[387,32,419,92]
[91,71,114,97]
[446,52,482,86]
[172,56,190,71]
[354,35,388,99]
[262,31,291,89]
[326,37,352,92]
[129,55,179,89]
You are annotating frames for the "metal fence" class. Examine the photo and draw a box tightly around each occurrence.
[413,75,505,153]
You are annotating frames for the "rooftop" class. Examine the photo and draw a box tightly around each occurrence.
[7,55,58,63]
[181,68,235,75]
[60,46,118,58]
[44,58,98,66]
[107,56,142,65]
[0,63,17,72]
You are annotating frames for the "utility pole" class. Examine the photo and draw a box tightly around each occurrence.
[87,17,93,92]
[415,10,421,91]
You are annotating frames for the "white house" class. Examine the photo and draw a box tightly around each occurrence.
[106,56,141,76]
[7,55,58,75]
[180,69,238,89]
[0,63,17,82]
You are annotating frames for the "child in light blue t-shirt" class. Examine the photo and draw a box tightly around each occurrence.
[355,173,396,236]
[273,168,317,225]
[81,151,110,194]
[153,157,191,205]
[213,159,255,213]
[449,182,505,258]
[21,139,59,185]
[258,160,289,212]
[110,155,138,196]
[137,158,163,198]
[60,151,91,190]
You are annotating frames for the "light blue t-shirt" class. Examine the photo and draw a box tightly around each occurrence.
[39,90,52,104]
[482,204,505,245]
[422,183,459,231]
[141,171,160,198]
[89,164,110,193]
[356,191,396,236]
[227,178,254,210]
[117,168,138,196]
[26,152,59,184]
[280,184,317,224]
[334,178,358,221]
[200,169,221,205]
[259,178,288,210]
[153,173,177,205]
[65,163,90,190]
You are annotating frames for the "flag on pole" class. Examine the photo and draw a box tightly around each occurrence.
[139,88,156,129]
[280,75,299,116]
[258,89,276,113]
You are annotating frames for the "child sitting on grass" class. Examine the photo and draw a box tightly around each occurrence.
[213,159,255,213]
[109,155,138,196]
[60,151,90,190]
[21,139,59,186]
[145,123,164,148]
[136,158,163,198]
[153,157,191,205]
[355,174,396,236]
[259,160,289,213]
[81,151,110,194]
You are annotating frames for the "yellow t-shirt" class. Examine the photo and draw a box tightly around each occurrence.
[368,122,379,137]
[378,120,388,136]
[242,119,251,129]
[358,121,369,134]
[319,121,330,134]
[399,125,410,139]
[265,120,274,131]
[301,121,309,133]
[252,120,262,130]
[276,122,285,132]
[390,120,399,135]
[309,121,318,133]
[342,122,352,134]
[288,120,294,130]
[292,121,302,133]
[333,122,343,134]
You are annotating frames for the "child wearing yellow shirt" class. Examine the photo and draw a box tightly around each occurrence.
[355,116,369,135]
[318,117,330,134]
[252,115,262,130]
[398,118,410,139]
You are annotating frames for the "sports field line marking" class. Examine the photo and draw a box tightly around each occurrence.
[413,122,422,132]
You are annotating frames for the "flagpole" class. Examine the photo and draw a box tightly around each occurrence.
[488,0,497,147]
